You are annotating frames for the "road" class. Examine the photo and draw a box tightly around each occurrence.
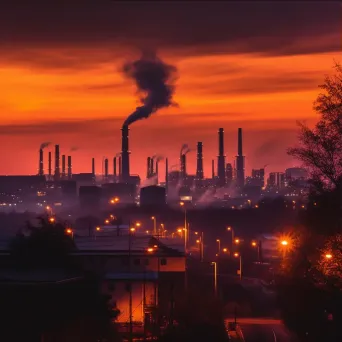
[225,318,298,342]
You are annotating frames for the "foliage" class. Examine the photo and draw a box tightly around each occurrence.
[288,62,342,192]
[10,217,77,269]
[316,234,342,288]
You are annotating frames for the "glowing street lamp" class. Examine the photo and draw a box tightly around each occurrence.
[216,239,221,254]
[65,228,74,238]
[325,253,333,260]
[96,226,101,232]
[151,216,157,236]
[147,247,154,253]
[135,222,141,228]
[223,248,228,253]
[251,241,257,247]
[234,238,240,244]
[105,219,110,224]
[281,240,288,246]
[49,217,55,223]
[130,227,136,233]
[234,252,242,280]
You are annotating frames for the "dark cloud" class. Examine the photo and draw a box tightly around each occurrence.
[194,71,323,96]
[0,1,339,60]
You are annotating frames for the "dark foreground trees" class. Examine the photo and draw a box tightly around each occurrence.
[279,63,342,341]
[2,218,121,342]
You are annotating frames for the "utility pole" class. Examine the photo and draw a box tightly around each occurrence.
[128,228,133,342]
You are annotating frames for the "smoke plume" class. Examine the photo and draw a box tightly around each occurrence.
[70,146,78,152]
[152,154,164,162]
[40,142,51,150]
[122,51,177,127]
[180,144,189,155]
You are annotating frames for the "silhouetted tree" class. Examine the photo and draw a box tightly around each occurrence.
[288,62,342,192]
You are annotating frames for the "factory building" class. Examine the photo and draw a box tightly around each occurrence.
[79,185,102,211]
[140,185,166,207]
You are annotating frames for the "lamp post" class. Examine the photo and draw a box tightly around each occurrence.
[95,226,100,240]
[180,202,187,250]
[151,216,157,236]
[251,240,261,262]
[216,239,221,254]
[211,261,217,297]
[65,228,74,239]
[227,226,235,253]
[234,253,242,280]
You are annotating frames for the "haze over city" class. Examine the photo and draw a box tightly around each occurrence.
[0,2,340,177]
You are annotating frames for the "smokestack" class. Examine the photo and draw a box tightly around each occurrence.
[147,157,151,178]
[113,157,117,177]
[104,158,108,179]
[180,154,186,178]
[238,127,243,156]
[61,155,66,179]
[67,156,72,179]
[118,156,122,178]
[92,158,95,175]
[165,157,169,194]
[48,152,52,179]
[212,159,215,179]
[38,149,44,176]
[151,158,154,176]
[54,144,60,180]
[217,128,226,186]
[236,128,245,188]
[121,125,130,181]
[196,142,204,180]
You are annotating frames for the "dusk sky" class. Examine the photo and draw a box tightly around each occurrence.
[0,2,340,179]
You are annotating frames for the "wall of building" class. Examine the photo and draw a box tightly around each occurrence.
[102,280,156,323]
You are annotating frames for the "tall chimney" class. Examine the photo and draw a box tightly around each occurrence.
[67,156,72,179]
[38,149,44,176]
[118,156,122,178]
[113,157,117,177]
[121,125,130,181]
[48,152,52,179]
[236,128,245,188]
[212,159,215,179]
[217,128,226,186]
[147,157,151,178]
[238,127,243,156]
[54,144,60,180]
[180,154,186,178]
[165,157,169,194]
[151,158,154,176]
[92,157,95,175]
[104,158,108,179]
[61,155,66,179]
[196,142,204,180]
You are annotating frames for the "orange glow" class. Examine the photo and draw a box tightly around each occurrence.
[130,227,136,232]
[251,241,257,247]
[281,240,288,246]
[0,48,336,178]
[234,252,239,258]
[325,253,333,259]
[177,228,182,233]
[146,230,149,234]
[194,231,198,235]
[153,245,158,248]
[135,222,141,227]
[227,226,232,231]
[234,238,240,244]
[147,248,154,253]
[223,248,228,252]
[180,201,184,207]
[96,226,100,231]
[105,219,110,224]
[49,217,55,223]
[196,239,200,244]
[65,228,72,234]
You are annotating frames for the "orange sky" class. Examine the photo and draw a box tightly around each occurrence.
[0,2,340,180]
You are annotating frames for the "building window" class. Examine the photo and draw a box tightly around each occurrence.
[134,258,140,266]
[144,259,149,266]
[160,258,167,266]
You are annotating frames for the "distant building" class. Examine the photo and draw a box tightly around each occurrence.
[250,168,265,187]
[268,172,285,188]
[285,167,308,181]
[140,185,166,207]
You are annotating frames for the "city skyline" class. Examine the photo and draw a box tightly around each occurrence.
[0,2,340,177]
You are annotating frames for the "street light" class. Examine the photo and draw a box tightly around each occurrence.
[180,201,188,248]
[65,228,74,239]
[49,217,55,223]
[227,226,235,253]
[325,253,333,259]
[251,240,261,262]
[211,262,217,297]
[151,216,157,236]
[234,238,240,244]
[223,248,228,253]
[234,252,242,280]
[216,239,221,254]
[135,222,141,228]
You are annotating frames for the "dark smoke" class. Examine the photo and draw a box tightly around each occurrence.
[40,142,51,149]
[180,144,189,155]
[122,51,177,126]
[70,146,78,152]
